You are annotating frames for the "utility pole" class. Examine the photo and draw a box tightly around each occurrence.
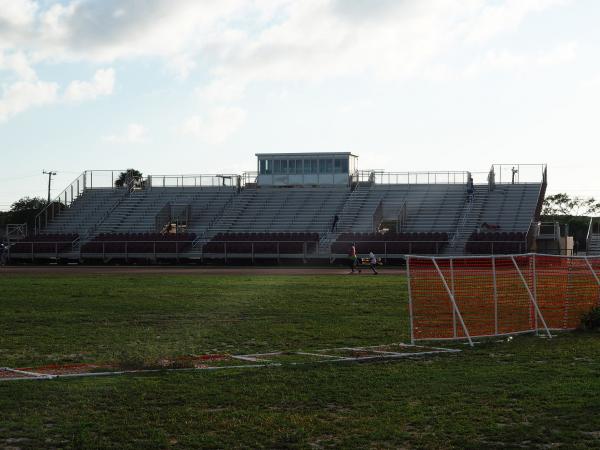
[42,170,57,204]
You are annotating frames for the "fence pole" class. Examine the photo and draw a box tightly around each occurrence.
[510,256,552,338]
[450,258,457,338]
[492,256,498,335]
[532,254,538,334]
[406,257,415,345]
[431,258,474,346]
[583,257,600,306]
[584,257,600,287]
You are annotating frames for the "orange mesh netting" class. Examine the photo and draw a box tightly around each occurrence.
[408,254,600,342]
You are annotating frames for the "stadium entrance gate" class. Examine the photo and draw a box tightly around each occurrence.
[407,253,600,346]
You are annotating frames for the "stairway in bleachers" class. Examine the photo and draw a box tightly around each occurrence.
[42,188,125,238]
[588,237,600,255]
[444,185,488,255]
[588,219,600,255]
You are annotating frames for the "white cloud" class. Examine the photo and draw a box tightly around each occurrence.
[104,123,148,143]
[0,1,575,121]
[0,67,116,122]
[179,107,246,144]
[0,79,58,122]
[195,0,571,101]
[464,0,570,44]
[0,0,38,27]
[464,42,577,77]
[0,50,36,80]
[64,68,115,102]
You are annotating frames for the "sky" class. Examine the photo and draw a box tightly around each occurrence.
[1,0,599,209]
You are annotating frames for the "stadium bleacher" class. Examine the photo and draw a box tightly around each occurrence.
[8,159,546,262]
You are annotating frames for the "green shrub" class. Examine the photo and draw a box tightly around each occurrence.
[581,306,600,331]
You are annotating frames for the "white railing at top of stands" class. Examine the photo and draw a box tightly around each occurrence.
[147,174,240,188]
[242,172,258,185]
[489,164,547,184]
[84,170,130,189]
[353,171,486,185]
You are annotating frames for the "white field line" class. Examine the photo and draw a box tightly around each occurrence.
[0,343,459,382]
[295,352,352,359]
[1,367,51,379]
[230,355,268,362]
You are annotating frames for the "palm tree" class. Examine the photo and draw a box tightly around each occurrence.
[115,169,143,188]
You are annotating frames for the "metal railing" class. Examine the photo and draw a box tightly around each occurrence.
[332,240,450,257]
[6,223,27,243]
[198,240,320,262]
[34,172,86,235]
[85,170,129,189]
[489,164,547,185]
[397,202,408,232]
[588,217,600,253]
[372,200,383,232]
[147,174,240,188]
[354,171,471,185]
[242,172,258,186]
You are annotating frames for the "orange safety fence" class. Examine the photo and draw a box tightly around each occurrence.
[407,254,600,345]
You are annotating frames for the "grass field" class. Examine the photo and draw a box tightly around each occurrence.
[1,272,600,448]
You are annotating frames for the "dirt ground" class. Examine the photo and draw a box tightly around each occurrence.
[0,265,406,276]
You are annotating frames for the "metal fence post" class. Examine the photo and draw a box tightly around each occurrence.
[407,256,415,345]
[450,258,457,338]
[510,256,551,338]
[492,256,498,335]
[431,258,474,346]
[532,254,538,333]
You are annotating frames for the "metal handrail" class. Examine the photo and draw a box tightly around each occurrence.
[34,172,85,235]
[587,217,596,252]
[372,200,383,232]
[397,202,408,232]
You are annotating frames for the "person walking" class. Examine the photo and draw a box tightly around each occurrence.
[349,243,361,274]
[368,251,378,275]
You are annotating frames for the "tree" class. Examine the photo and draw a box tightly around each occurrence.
[0,196,49,232]
[542,193,600,217]
[10,197,48,212]
[115,169,143,188]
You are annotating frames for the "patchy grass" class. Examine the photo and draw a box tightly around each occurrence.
[1,274,600,448]
[0,274,407,368]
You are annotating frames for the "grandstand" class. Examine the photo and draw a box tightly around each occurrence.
[588,217,600,256]
[6,154,547,263]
